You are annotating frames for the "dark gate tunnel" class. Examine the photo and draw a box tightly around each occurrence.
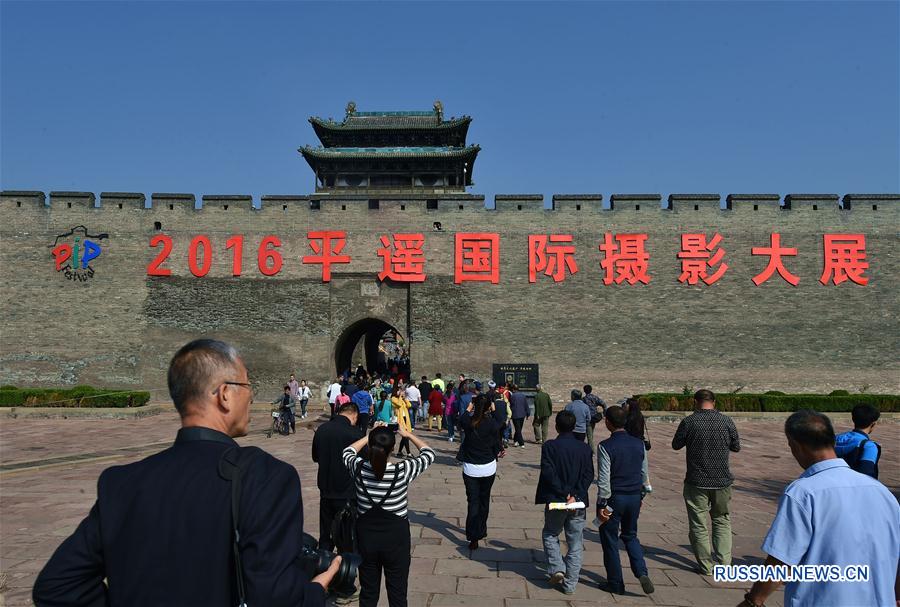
[334,318,402,376]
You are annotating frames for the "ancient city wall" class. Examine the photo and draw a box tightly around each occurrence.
[1,190,897,400]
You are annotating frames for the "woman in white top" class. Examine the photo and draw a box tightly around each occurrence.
[343,424,434,607]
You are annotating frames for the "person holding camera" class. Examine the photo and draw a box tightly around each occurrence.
[342,424,435,607]
[33,339,339,607]
[457,393,502,550]
[311,401,364,553]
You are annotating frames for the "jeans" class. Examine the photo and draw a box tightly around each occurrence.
[683,483,733,574]
[446,415,456,440]
[533,416,550,442]
[299,398,308,417]
[542,507,586,593]
[512,417,525,446]
[462,473,495,541]
[409,403,419,428]
[599,493,648,590]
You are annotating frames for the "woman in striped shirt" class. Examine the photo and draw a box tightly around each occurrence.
[343,424,435,607]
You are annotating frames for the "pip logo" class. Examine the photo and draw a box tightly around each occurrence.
[50,226,109,282]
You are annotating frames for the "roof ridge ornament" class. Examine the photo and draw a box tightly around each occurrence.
[433,100,443,121]
[345,101,357,119]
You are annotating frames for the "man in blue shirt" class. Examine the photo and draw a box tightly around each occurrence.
[740,409,899,607]
[351,383,374,429]
[834,403,882,478]
[564,389,591,443]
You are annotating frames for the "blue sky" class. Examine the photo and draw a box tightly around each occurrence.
[2,1,898,207]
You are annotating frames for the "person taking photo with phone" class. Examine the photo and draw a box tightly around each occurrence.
[342,423,435,607]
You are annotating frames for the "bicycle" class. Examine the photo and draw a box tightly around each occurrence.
[267,405,291,437]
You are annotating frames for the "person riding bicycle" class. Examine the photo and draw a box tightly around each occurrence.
[273,385,296,434]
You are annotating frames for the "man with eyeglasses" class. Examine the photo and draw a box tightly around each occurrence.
[34,338,340,607]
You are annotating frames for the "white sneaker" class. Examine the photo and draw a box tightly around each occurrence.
[449,437,454,442]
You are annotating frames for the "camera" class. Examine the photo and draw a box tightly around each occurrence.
[299,533,361,596]
[387,422,399,432]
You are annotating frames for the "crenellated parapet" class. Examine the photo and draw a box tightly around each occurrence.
[2,190,898,216]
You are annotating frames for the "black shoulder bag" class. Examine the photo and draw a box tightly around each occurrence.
[219,446,261,607]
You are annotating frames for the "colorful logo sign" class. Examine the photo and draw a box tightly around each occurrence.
[50,226,109,282]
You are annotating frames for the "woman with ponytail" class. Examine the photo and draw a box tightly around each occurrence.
[457,393,502,550]
[343,424,434,607]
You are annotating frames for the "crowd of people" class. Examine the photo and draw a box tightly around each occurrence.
[32,339,898,607]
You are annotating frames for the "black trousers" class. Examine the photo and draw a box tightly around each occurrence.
[398,437,411,455]
[511,417,525,446]
[573,431,586,442]
[463,473,496,541]
[356,507,411,607]
[358,412,370,429]
[318,496,350,553]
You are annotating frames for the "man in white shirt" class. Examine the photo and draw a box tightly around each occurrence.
[405,383,422,429]
[327,377,343,418]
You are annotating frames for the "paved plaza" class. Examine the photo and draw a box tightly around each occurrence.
[1,410,897,607]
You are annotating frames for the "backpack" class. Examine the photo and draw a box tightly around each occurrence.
[840,437,881,476]
[330,500,357,553]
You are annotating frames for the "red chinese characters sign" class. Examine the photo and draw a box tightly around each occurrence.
[455,233,499,284]
[145,232,872,287]
[378,234,426,282]
[528,235,578,283]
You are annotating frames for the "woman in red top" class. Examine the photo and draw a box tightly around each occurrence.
[427,385,444,431]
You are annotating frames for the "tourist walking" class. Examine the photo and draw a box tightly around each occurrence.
[289,373,300,403]
[458,394,502,550]
[374,391,393,424]
[311,402,363,552]
[351,381,374,429]
[444,381,458,442]
[33,339,340,606]
[532,384,552,444]
[391,385,413,457]
[564,389,591,443]
[582,385,606,453]
[417,376,432,425]
[297,379,311,419]
[834,403,883,478]
[427,385,444,431]
[741,410,899,607]
[405,381,422,429]
[343,425,435,607]
[671,389,740,575]
[488,381,510,452]
[536,411,594,595]
[595,406,655,596]
[508,384,529,448]
[328,376,343,418]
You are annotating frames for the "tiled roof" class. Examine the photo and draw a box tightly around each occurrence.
[310,115,471,130]
[299,145,480,160]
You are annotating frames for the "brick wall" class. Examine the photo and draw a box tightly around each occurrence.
[1,190,897,401]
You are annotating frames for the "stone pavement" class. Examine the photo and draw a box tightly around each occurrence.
[1,411,897,606]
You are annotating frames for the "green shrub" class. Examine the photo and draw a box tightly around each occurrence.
[764,390,785,395]
[829,389,850,396]
[0,387,151,408]
[637,392,899,413]
[0,385,17,390]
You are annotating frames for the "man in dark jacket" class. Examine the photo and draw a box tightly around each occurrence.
[535,411,594,595]
[33,339,339,607]
[596,406,655,595]
[532,384,553,444]
[508,384,529,448]
[312,401,363,552]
